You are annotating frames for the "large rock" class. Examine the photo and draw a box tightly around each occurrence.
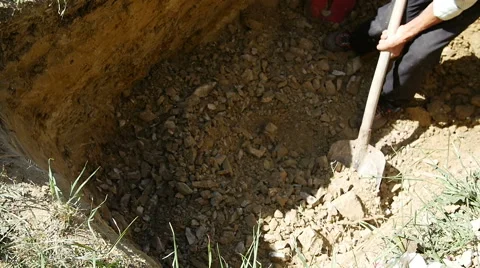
[332,191,365,221]
[469,30,480,57]
[297,227,324,253]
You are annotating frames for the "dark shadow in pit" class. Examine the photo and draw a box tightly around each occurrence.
[0,123,47,185]
[88,10,346,266]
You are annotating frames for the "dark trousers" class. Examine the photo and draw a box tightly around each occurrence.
[349,0,480,107]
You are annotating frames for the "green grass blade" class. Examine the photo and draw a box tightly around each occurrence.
[207,235,213,268]
[68,166,100,205]
[168,222,179,268]
[106,216,138,256]
[87,195,108,238]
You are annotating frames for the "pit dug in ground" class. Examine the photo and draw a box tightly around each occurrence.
[85,2,480,267]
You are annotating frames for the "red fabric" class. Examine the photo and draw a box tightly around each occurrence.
[309,0,357,23]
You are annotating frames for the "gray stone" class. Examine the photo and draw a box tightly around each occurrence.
[263,159,274,170]
[139,109,157,122]
[300,192,319,206]
[346,57,362,75]
[192,180,219,189]
[273,240,289,250]
[264,122,278,135]
[331,191,365,221]
[317,155,329,170]
[298,38,314,51]
[176,182,193,195]
[320,113,330,122]
[219,231,236,245]
[136,206,144,215]
[221,159,234,175]
[185,227,197,245]
[332,70,345,76]
[274,210,284,218]
[284,159,298,168]
[346,75,362,95]
[245,213,257,228]
[184,136,196,147]
[193,82,217,98]
[458,249,473,267]
[274,144,289,159]
[284,209,297,225]
[164,120,176,130]
[269,218,279,231]
[195,225,208,240]
[318,60,330,71]
[269,251,289,263]
[297,227,322,251]
[261,91,275,103]
[398,253,427,268]
[242,69,255,82]
[235,241,246,254]
[325,80,336,95]
[247,145,267,158]
[120,194,131,209]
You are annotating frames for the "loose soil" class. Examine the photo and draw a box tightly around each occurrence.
[85,2,480,267]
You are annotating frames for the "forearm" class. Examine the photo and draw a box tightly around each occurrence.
[399,3,442,42]
[376,0,477,56]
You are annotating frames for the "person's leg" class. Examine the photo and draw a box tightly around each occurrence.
[381,1,480,107]
[350,0,431,55]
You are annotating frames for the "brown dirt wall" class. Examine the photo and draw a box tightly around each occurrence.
[0,0,253,195]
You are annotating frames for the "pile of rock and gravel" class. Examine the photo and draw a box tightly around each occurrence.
[88,1,480,266]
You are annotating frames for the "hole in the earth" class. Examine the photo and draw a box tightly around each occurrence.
[87,3,387,265]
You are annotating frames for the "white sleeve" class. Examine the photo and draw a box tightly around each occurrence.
[433,0,478,20]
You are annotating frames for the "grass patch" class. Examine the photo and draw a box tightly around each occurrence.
[164,219,264,267]
[379,146,480,265]
[0,160,144,267]
[3,0,67,16]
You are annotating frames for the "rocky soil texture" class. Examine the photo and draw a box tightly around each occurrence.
[89,2,480,267]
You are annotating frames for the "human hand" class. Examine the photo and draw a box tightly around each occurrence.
[377,25,411,58]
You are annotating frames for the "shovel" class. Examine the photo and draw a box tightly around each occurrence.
[328,0,407,192]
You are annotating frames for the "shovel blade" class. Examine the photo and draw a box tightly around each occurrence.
[328,139,386,190]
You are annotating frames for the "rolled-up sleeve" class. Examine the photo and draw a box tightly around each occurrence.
[433,0,478,20]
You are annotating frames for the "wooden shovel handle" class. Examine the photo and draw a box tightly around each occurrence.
[357,0,407,146]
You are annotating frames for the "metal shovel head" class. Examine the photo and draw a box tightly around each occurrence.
[328,139,386,189]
